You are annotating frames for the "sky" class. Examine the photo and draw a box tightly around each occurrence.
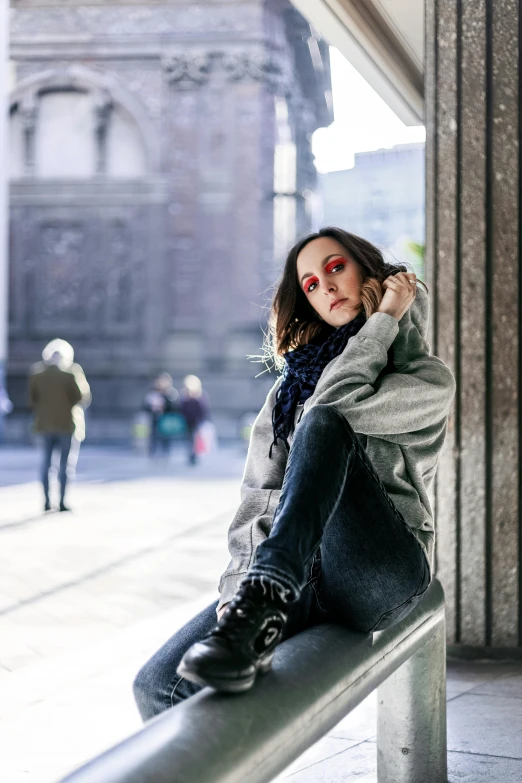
[312,48,426,174]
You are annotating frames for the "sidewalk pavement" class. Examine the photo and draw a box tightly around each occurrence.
[0,444,244,782]
[276,658,522,782]
[1,444,521,782]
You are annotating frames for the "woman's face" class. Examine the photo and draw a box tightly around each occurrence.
[296,237,363,327]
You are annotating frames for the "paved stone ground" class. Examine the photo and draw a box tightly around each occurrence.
[0,444,245,783]
[1,444,521,782]
[275,658,522,781]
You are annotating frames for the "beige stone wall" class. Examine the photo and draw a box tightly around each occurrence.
[427,0,521,652]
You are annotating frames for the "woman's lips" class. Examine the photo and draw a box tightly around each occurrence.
[330,298,348,311]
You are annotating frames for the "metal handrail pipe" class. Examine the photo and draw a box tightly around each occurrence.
[59,579,447,783]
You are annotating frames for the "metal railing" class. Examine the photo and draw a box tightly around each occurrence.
[59,579,447,783]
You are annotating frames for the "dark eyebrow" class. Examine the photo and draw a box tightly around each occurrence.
[300,254,344,286]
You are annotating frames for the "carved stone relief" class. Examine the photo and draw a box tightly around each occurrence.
[221,52,285,89]
[162,54,212,90]
[162,51,288,93]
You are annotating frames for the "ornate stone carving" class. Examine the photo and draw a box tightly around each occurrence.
[221,53,284,88]
[162,51,287,91]
[162,54,212,90]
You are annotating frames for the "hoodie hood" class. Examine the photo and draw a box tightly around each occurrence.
[392,283,431,367]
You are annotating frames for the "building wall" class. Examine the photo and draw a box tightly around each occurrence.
[319,142,425,272]
[6,0,332,442]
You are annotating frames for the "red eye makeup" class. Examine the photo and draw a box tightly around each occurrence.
[302,256,348,293]
[305,276,319,293]
[324,257,347,274]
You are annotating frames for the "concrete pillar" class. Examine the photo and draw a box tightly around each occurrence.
[426,0,521,653]
[0,0,8,433]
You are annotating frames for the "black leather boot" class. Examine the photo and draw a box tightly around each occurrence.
[177,576,291,693]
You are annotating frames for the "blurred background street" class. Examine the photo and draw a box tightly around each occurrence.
[0,444,244,782]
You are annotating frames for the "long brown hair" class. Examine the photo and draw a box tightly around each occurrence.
[265,227,427,369]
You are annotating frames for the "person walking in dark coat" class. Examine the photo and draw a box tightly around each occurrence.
[143,373,179,458]
[179,375,210,465]
[29,339,91,512]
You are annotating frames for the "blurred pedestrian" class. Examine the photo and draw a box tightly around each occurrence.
[179,375,210,465]
[0,384,13,443]
[29,339,91,512]
[143,373,180,458]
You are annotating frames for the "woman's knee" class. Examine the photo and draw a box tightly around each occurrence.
[321,551,430,635]
[298,405,356,446]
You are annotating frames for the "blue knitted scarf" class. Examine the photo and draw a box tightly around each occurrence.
[269,310,394,457]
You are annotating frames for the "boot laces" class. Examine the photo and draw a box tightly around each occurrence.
[214,576,288,643]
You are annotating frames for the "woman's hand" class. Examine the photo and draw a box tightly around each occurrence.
[216,603,229,621]
[376,272,417,321]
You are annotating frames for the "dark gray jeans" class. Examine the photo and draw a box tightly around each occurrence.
[134,406,430,722]
[41,433,78,506]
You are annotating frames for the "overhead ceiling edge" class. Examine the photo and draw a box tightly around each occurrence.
[290,0,424,126]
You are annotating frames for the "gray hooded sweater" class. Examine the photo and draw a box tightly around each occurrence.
[217,285,456,612]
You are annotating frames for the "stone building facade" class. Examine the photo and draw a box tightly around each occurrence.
[7,0,332,441]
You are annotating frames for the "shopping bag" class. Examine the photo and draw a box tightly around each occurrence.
[157,412,187,439]
[194,421,217,455]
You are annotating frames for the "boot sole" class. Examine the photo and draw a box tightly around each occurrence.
[177,653,274,694]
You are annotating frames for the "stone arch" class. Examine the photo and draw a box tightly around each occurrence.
[9,64,160,176]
